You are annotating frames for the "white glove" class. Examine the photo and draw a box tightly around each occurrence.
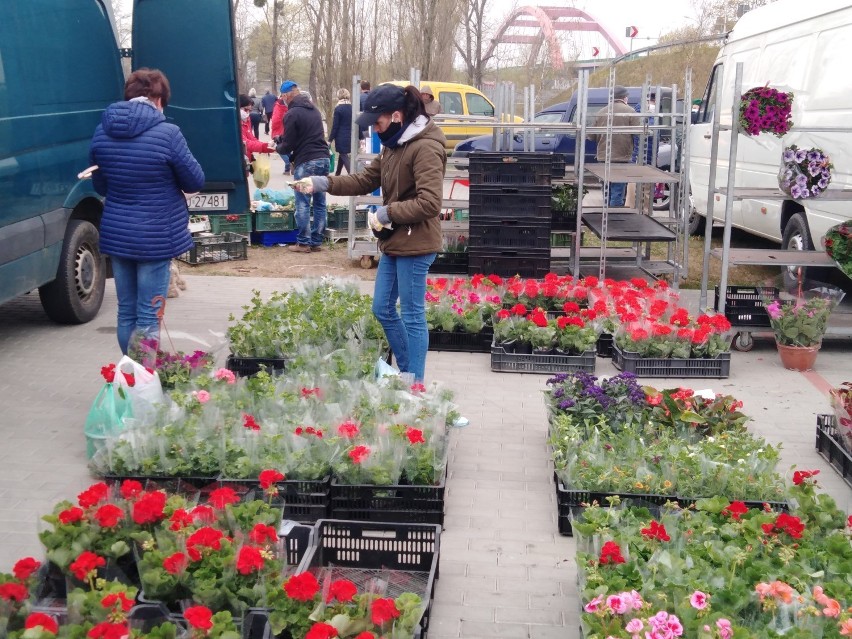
[292,177,314,193]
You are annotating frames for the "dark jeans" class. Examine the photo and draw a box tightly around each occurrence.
[293,157,329,247]
[250,112,262,139]
[335,152,351,175]
[264,112,273,134]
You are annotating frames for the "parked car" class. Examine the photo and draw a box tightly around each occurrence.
[688,0,852,249]
[452,87,676,209]
[0,0,249,322]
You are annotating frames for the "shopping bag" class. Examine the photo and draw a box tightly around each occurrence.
[84,383,133,459]
[114,355,165,423]
[251,154,271,189]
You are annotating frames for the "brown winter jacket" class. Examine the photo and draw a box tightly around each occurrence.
[591,100,641,162]
[327,116,446,256]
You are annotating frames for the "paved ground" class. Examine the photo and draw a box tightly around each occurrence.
[1,276,850,638]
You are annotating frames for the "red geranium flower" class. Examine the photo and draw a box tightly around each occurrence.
[529,309,548,328]
[640,520,670,542]
[348,445,371,464]
[25,613,59,634]
[236,546,265,575]
[163,552,188,575]
[184,606,214,631]
[510,303,527,316]
[119,480,144,500]
[186,527,225,561]
[495,309,511,320]
[69,551,106,581]
[410,383,427,393]
[208,487,240,510]
[353,633,375,639]
[259,469,285,490]
[191,504,216,524]
[599,541,625,565]
[243,414,260,431]
[87,622,128,639]
[122,372,136,387]
[305,623,338,639]
[94,504,124,528]
[59,506,86,525]
[101,364,116,383]
[12,557,41,581]
[78,482,110,509]
[371,598,401,625]
[132,491,167,525]
[0,582,29,602]
[723,501,749,520]
[406,427,425,445]
[327,579,357,603]
[284,572,320,602]
[337,421,360,438]
[101,592,134,613]
[169,508,194,531]
[792,469,820,485]
[774,513,805,539]
[248,523,278,545]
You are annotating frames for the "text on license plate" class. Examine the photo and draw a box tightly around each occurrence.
[186,193,228,211]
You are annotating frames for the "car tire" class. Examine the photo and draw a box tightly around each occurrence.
[38,219,106,324]
[687,208,706,236]
[780,212,833,288]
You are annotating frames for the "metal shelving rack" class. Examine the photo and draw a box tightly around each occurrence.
[697,61,852,346]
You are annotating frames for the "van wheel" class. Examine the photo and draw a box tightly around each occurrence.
[38,220,106,324]
[781,213,824,287]
[687,208,706,236]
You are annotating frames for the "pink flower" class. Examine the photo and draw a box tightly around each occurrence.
[716,619,733,639]
[583,595,603,613]
[606,594,628,614]
[766,301,782,319]
[192,390,211,403]
[214,368,236,384]
[625,618,643,633]
[689,590,708,610]
[626,590,644,610]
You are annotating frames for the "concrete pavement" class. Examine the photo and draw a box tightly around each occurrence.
[1,275,850,638]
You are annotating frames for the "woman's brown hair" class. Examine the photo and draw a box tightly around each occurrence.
[124,68,171,108]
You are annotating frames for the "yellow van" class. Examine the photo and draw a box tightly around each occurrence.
[386,81,521,150]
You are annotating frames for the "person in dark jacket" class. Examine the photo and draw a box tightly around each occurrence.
[88,68,205,354]
[261,89,277,135]
[294,84,446,382]
[328,88,353,175]
[276,80,330,252]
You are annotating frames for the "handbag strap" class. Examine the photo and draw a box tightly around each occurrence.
[151,294,177,354]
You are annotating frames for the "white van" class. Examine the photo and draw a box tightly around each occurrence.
[689,0,852,254]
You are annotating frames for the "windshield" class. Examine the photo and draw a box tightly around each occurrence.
[534,112,564,123]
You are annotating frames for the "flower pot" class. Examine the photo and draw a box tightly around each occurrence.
[514,341,533,355]
[776,341,820,371]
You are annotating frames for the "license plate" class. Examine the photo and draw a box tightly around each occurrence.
[186,192,228,211]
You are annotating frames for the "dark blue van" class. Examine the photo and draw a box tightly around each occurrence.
[0,0,248,323]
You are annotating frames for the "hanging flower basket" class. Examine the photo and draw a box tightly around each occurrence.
[777,145,833,200]
[738,86,793,137]
[823,220,852,280]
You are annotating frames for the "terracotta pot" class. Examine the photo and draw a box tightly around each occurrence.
[776,341,820,371]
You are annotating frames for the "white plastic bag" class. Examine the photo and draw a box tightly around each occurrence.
[114,355,165,423]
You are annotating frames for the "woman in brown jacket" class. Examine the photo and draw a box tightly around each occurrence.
[295,84,446,382]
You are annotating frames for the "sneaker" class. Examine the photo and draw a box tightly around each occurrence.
[287,244,311,253]
[310,245,323,252]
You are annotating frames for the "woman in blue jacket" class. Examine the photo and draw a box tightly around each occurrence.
[328,88,353,175]
[89,68,205,354]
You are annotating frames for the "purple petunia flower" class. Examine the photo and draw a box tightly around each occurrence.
[794,149,807,163]
[783,148,796,162]
[790,184,806,199]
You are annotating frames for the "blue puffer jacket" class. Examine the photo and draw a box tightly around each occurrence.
[89,100,205,261]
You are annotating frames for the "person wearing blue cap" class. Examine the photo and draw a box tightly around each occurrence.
[270,81,293,174]
[275,81,330,252]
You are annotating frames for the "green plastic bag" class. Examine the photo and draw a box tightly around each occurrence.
[84,383,133,459]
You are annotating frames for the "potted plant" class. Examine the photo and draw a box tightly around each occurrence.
[823,219,852,280]
[765,286,845,370]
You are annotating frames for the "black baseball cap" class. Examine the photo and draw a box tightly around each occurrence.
[357,84,406,128]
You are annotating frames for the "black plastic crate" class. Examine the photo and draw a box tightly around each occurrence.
[431,252,468,274]
[468,184,552,220]
[178,232,248,265]
[469,220,552,250]
[219,477,331,523]
[468,152,557,186]
[330,469,446,525]
[596,333,614,358]
[428,328,493,353]
[302,520,441,637]
[551,208,577,231]
[612,344,731,378]
[468,249,550,278]
[491,342,596,374]
[225,354,288,377]
[816,414,852,489]
[326,207,367,229]
[714,285,778,327]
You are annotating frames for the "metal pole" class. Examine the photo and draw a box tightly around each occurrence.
[530,83,536,151]
[523,87,530,151]
[347,74,361,261]
[698,64,725,310]
[573,69,589,277]
[717,63,743,317]
[599,67,616,281]
[680,70,693,290]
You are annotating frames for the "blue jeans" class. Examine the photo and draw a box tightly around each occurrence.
[607,182,627,207]
[372,253,436,382]
[111,256,171,354]
[278,151,291,172]
[293,158,329,247]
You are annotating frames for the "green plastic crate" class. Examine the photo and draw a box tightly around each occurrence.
[255,209,295,232]
[326,207,367,229]
[209,214,251,235]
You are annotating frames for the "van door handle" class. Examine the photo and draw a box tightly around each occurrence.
[703,134,711,139]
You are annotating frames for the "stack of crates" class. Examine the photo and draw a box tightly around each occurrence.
[467,152,553,277]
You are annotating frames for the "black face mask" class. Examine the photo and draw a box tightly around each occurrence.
[377,121,402,142]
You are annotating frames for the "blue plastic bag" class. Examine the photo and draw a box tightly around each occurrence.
[253,187,295,207]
